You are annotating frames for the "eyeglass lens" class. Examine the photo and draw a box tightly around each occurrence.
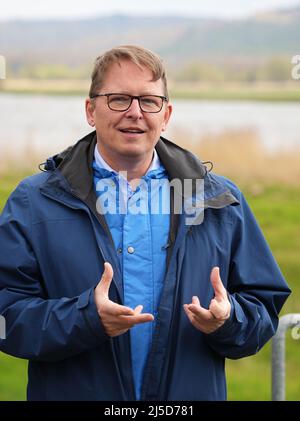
[107,94,164,112]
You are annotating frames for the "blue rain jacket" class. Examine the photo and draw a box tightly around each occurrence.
[0,132,291,400]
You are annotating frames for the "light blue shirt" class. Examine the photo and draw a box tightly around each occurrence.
[93,145,170,400]
[94,144,161,182]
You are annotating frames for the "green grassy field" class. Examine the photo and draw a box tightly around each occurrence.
[226,184,300,401]
[0,173,299,401]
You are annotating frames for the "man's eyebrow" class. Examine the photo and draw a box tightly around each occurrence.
[105,91,162,96]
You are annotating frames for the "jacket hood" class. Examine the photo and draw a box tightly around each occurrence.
[43,131,208,178]
[41,131,239,208]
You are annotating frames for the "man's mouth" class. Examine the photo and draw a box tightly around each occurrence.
[119,128,145,134]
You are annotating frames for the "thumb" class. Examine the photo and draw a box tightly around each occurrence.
[210,266,226,300]
[97,262,114,297]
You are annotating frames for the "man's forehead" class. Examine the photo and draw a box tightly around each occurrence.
[104,60,153,79]
[102,60,163,91]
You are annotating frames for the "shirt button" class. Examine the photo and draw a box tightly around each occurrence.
[117,248,122,254]
[127,246,135,254]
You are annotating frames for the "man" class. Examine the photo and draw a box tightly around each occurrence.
[0,45,291,401]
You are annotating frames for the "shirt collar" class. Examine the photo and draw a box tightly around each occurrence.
[94,144,161,175]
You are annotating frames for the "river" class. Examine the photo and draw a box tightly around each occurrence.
[1,93,300,159]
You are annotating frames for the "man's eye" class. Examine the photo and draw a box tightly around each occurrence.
[110,96,129,103]
[141,97,159,106]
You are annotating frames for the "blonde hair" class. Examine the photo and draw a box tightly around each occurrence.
[89,45,169,99]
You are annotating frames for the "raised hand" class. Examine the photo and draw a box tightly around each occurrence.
[94,262,154,337]
[183,267,231,334]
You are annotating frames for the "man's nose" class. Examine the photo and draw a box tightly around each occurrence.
[124,98,143,118]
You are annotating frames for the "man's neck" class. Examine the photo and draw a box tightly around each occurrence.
[113,158,153,182]
[95,144,157,185]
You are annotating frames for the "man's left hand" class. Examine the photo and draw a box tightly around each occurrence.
[183,267,231,334]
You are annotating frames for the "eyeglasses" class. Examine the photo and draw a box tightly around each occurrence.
[90,93,168,113]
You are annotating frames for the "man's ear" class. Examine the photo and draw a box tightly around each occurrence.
[162,102,173,131]
[85,98,95,127]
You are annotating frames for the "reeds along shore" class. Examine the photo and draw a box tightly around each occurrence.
[1,129,300,187]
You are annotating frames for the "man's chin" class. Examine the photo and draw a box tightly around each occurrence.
[119,143,149,158]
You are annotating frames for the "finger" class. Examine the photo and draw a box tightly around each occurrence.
[132,313,154,324]
[184,305,213,333]
[184,304,198,322]
[120,313,154,326]
[97,262,114,297]
[107,302,135,317]
[187,296,213,321]
[209,298,231,320]
[187,302,214,322]
[183,304,195,323]
[210,266,227,300]
[134,305,143,315]
[192,296,200,306]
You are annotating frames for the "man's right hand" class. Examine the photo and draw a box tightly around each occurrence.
[94,262,154,337]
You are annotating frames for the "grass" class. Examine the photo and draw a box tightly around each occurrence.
[0,134,299,401]
[0,353,27,401]
[226,184,300,401]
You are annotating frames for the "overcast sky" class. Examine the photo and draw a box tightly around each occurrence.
[1,0,300,20]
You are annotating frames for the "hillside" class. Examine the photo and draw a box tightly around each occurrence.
[0,5,300,78]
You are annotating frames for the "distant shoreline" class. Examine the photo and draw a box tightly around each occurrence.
[1,79,300,102]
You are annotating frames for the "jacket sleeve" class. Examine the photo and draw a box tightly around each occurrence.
[0,181,109,362]
[206,188,291,359]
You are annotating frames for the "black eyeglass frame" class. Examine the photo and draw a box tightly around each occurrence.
[90,93,168,113]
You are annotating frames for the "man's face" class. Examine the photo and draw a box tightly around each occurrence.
[85,60,172,169]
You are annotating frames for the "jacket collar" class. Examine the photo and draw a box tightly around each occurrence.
[156,136,239,208]
[41,130,238,207]
[156,136,207,180]
[52,131,96,201]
